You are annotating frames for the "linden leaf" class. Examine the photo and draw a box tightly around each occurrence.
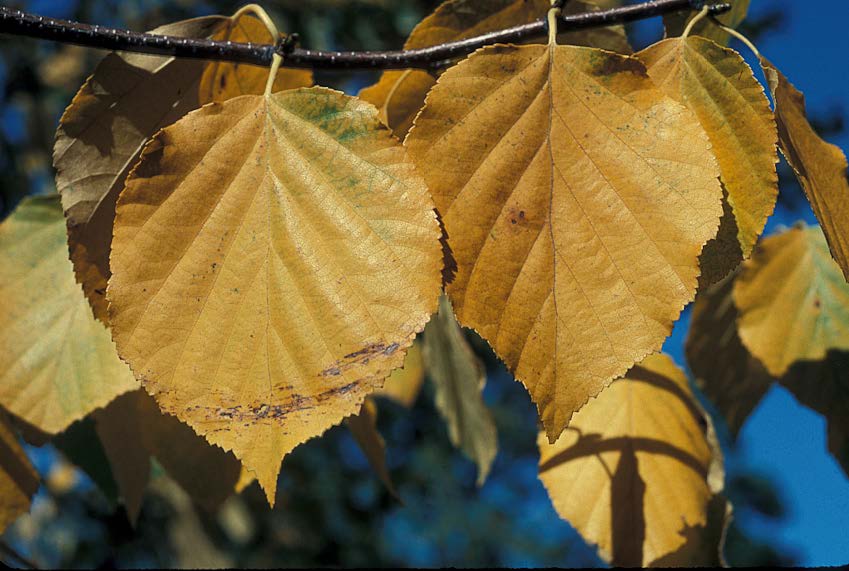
[0,411,39,535]
[405,43,722,439]
[688,243,849,477]
[375,341,425,408]
[0,196,137,434]
[94,390,242,522]
[424,295,497,486]
[638,36,778,286]
[686,273,773,438]
[734,225,849,377]
[108,87,442,505]
[538,354,717,566]
[360,0,630,139]
[664,0,750,46]
[54,14,312,322]
[346,399,398,499]
[761,59,849,282]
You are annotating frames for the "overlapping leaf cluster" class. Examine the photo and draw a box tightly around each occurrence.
[0,0,847,566]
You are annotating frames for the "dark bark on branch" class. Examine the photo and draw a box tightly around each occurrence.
[0,1,730,71]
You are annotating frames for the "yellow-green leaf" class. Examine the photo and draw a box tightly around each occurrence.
[761,58,849,282]
[95,390,242,522]
[538,354,717,566]
[0,196,137,434]
[108,87,442,505]
[638,36,777,285]
[0,412,39,535]
[424,295,497,486]
[346,399,398,498]
[734,225,849,377]
[360,0,631,139]
[405,43,722,439]
[54,14,311,322]
[664,0,750,46]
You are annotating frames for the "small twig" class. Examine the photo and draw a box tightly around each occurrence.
[0,1,731,71]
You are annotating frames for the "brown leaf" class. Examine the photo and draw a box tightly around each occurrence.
[346,399,398,499]
[761,58,849,282]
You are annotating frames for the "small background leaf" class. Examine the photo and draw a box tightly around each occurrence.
[424,295,497,486]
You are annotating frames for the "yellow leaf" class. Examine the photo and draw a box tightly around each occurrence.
[405,42,722,439]
[360,0,631,139]
[0,196,137,434]
[538,354,717,566]
[375,342,425,408]
[424,295,497,485]
[346,399,398,498]
[734,225,849,377]
[686,273,773,438]
[638,37,777,285]
[108,87,442,505]
[0,412,39,535]
[761,59,849,282]
[94,390,242,522]
[54,14,311,322]
[664,0,750,46]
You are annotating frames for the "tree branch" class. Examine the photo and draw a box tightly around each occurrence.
[0,1,730,71]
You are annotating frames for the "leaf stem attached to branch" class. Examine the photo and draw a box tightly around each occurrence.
[0,1,730,71]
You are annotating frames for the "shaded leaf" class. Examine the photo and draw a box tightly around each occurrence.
[405,42,722,439]
[54,14,311,322]
[0,196,137,434]
[360,0,630,139]
[53,417,120,503]
[686,272,772,438]
[664,0,750,46]
[638,36,777,285]
[108,87,442,504]
[538,354,717,566]
[688,230,849,477]
[94,390,242,522]
[761,58,849,282]
[424,295,497,485]
[346,399,398,498]
[0,412,39,535]
[375,341,425,408]
[779,351,849,478]
[734,225,849,377]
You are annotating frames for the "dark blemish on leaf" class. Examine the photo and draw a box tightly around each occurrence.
[321,342,400,378]
[220,75,226,89]
[593,56,647,79]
